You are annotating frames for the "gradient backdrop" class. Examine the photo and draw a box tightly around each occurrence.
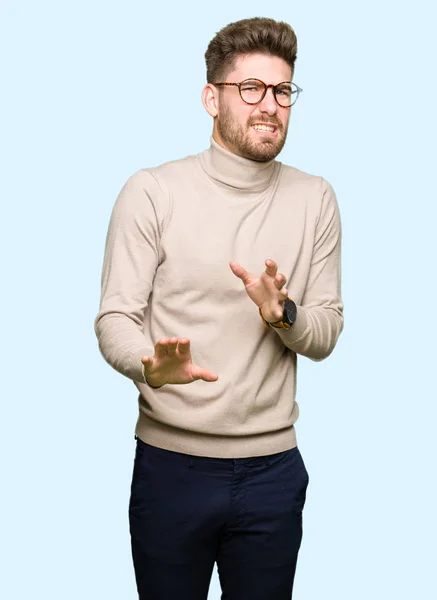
[1,1,436,599]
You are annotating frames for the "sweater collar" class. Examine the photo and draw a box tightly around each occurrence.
[198,136,278,192]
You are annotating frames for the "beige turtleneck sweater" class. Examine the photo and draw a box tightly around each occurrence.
[94,137,343,458]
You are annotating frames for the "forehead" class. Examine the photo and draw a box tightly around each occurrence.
[228,53,292,83]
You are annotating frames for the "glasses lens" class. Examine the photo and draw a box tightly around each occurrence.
[240,79,265,104]
[275,83,299,107]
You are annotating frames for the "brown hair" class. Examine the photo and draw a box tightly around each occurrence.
[205,17,298,83]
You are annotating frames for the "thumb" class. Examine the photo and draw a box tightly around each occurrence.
[192,366,219,382]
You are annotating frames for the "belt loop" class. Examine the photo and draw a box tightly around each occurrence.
[188,457,194,468]
[264,455,270,467]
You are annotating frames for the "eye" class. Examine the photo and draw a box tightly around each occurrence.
[276,85,292,97]
[241,80,263,92]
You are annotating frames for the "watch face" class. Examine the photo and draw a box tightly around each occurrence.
[284,299,297,325]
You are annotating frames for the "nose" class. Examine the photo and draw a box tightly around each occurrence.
[257,85,278,116]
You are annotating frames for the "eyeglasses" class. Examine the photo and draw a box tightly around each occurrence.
[213,78,303,108]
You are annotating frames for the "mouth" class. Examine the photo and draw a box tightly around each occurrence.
[250,123,279,136]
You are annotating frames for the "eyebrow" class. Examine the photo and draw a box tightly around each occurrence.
[243,78,292,84]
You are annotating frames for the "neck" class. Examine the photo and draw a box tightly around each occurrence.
[198,136,278,192]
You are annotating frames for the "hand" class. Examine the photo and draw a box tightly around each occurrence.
[141,338,218,388]
[229,258,288,323]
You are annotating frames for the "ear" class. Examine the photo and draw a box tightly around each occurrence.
[202,83,219,118]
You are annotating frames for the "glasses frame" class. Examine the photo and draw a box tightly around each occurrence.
[213,78,303,108]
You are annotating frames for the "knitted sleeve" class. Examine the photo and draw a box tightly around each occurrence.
[94,169,167,382]
[272,177,344,360]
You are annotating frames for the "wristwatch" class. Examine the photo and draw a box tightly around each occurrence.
[259,297,297,330]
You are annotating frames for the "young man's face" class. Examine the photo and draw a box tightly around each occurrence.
[208,53,293,162]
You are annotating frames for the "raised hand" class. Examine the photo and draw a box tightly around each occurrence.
[141,338,218,388]
[229,258,288,323]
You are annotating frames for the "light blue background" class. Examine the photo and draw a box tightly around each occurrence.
[1,1,436,598]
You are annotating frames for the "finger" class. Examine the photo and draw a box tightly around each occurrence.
[202,372,219,382]
[271,300,285,319]
[229,261,254,284]
[194,369,219,382]
[274,273,287,289]
[177,338,191,353]
[141,356,153,374]
[166,337,178,356]
[265,259,278,277]
[155,339,169,357]
[280,288,288,298]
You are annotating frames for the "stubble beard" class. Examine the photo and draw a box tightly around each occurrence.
[216,104,289,162]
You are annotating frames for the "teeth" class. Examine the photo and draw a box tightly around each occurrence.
[252,124,275,132]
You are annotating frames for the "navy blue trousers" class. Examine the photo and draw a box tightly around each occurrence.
[129,436,309,599]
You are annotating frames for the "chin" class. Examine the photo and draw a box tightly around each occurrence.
[245,140,285,162]
[243,132,286,162]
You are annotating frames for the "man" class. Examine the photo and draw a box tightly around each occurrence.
[94,16,343,600]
